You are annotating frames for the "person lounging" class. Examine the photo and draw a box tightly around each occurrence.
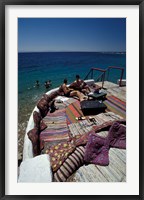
[59,78,87,102]
[69,75,91,95]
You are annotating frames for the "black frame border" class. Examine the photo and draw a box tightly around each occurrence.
[0,0,143,199]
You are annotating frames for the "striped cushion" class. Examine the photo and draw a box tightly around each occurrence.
[54,146,85,182]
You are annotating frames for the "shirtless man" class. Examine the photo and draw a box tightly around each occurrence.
[59,78,87,102]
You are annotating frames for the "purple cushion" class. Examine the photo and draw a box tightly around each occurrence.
[107,122,126,149]
[84,133,109,166]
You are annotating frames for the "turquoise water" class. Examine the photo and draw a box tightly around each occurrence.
[18,52,126,102]
[18,52,126,143]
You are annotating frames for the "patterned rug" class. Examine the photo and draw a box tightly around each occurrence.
[104,95,126,119]
[65,100,84,124]
[40,108,70,152]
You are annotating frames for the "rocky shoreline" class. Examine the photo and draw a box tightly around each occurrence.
[18,111,31,166]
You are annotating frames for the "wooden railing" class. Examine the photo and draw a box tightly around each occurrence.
[84,66,124,87]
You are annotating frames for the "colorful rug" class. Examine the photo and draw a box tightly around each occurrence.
[104,95,126,119]
[65,100,84,124]
[40,108,70,151]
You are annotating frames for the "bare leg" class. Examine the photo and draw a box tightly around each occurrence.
[70,90,87,101]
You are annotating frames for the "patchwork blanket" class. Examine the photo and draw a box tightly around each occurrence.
[40,108,70,151]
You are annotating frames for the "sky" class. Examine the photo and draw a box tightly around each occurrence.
[18,18,126,52]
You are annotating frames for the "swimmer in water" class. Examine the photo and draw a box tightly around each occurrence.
[35,80,40,87]
[44,80,52,89]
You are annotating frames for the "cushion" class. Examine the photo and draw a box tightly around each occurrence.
[54,146,85,182]
[40,120,47,131]
[84,133,109,166]
[73,119,126,147]
[42,94,51,102]
[46,141,75,172]
[37,97,49,117]
[49,91,60,101]
[33,111,41,128]
[107,122,126,149]
[33,111,47,131]
[73,130,95,147]
[27,128,40,156]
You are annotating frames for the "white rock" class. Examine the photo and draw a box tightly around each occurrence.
[18,154,52,183]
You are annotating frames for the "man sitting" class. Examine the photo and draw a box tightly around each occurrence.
[59,78,87,102]
[69,75,91,95]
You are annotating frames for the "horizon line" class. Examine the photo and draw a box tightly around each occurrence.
[18,51,126,53]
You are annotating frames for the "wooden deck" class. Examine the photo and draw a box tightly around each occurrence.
[67,81,126,182]
[67,132,126,182]
[97,81,126,102]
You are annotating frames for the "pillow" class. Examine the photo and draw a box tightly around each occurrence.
[33,111,47,131]
[54,146,85,182]
[84,133,109,166]
[27,128,40,156]
[73,120,126,147]
[37,97,49,117]
[46,141,75,172]
[33,111,41,128]
[107,122,126,149]
[42,94,51,102]
[40,120,47,131]
[49,91,60,101]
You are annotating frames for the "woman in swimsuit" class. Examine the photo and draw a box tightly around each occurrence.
[59,79,87,101]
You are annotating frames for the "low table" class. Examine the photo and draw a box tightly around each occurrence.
[80,100,107,116]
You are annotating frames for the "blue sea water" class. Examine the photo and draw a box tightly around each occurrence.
[18,52,126,99]
[18,52,126,139]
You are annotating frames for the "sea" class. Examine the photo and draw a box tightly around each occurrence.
[18,52,126,159]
